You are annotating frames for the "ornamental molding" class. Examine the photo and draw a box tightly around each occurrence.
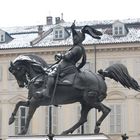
[106,91,126,100]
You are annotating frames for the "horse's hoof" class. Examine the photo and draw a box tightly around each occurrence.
[94,126,100,134]
[18,128,27,135]
[9,116,15,125]
[61,131,69,135]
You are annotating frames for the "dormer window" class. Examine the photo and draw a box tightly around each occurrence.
[0,30,5,42]
[114,26,123,35]
[54,29,63,39]
[112,20,128,37]
[1,34,4,42]
[53,26,64,40]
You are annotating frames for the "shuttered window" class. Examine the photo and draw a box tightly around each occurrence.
[45,106,58,134]
[0,65,2,81]
[15,107,30,135]
[109,104,122,134]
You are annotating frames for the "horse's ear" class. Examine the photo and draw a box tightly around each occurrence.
[9,61,14,72]
[10,61,14,67]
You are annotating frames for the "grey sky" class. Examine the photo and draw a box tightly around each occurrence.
[0,0,140,27]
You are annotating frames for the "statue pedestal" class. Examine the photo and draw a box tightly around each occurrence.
[6,135,50,140]
[53,133,112,140]
[7,133,112,140]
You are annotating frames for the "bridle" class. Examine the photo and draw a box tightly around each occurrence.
[26,74,44,88]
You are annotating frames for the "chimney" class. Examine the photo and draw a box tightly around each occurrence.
[46,16,53,25]
[38,25,43,35]
[60,13,64,23]
[55,17,61,24]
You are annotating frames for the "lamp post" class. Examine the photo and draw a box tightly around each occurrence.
[94,44,97,73]
[49,106,52,135]
[94,44,97,129]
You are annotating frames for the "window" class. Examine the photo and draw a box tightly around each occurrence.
[53,28,64,40]
[112,20,127,37]
[114,26,123,36]
[109,104,122,134]
[0,33,5,42]
[0,29,5,42]
[0,66,2,81]
[1,35,4,42]
[14,107,29,135]
[45,106,58,134]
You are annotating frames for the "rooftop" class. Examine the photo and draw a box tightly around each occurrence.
[0,18,140,49]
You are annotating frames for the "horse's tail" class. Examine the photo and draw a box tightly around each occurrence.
[98,63,140,91]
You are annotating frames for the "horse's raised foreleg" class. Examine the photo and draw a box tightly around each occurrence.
[9,101,30,125]
[94,103,111,134]
[61,103,91,135]
[19,99,38,135]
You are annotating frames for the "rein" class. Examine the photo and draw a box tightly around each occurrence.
[26,74,43,88]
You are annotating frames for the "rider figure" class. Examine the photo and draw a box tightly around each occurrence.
[36,21,102,98]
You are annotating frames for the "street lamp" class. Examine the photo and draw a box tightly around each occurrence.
[94,44,97,130]
[49,106,52,135]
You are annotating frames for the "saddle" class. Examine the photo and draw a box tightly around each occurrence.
[58,70,100,91]
[58,73,76,86]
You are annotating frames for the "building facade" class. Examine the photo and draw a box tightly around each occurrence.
[0,18,140,140]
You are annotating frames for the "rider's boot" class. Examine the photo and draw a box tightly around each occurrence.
[42,76,54,98]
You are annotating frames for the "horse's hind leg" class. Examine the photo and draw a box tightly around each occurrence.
[94,102,111,134]
[61,103,92,135]
[9,101,30,125]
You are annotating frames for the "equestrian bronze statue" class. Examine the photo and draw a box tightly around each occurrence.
[8,23,140,135]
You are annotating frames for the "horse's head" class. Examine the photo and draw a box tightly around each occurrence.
[9,61,28,88]
[9,54,49,88]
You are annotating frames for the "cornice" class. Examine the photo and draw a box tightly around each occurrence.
[0,42,140,56]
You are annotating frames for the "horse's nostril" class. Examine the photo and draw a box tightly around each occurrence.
[19,85,24,88]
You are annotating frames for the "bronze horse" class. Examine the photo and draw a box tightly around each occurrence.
[9,54,140,135]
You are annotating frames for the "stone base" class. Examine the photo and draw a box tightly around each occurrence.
[53,133,112,140]
[6,135,50,140]
[7,133,112,140]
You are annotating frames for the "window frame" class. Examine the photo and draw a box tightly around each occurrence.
[108,104,123,134]
[45,106,58,134]
[113,26,123,36]
[0,65,2,81]
[0,31,5,42]
[14,106,30,135]
[53,27,64,40]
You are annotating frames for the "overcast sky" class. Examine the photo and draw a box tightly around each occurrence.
[0,0,140,27]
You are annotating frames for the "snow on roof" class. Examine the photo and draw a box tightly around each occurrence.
[34,31,73,47]
[0,33,38,49]
[0,18,140,49]
[83,28,140,44]
[34,27,140,47]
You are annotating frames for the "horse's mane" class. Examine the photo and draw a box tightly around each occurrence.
[13,54,48,68]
